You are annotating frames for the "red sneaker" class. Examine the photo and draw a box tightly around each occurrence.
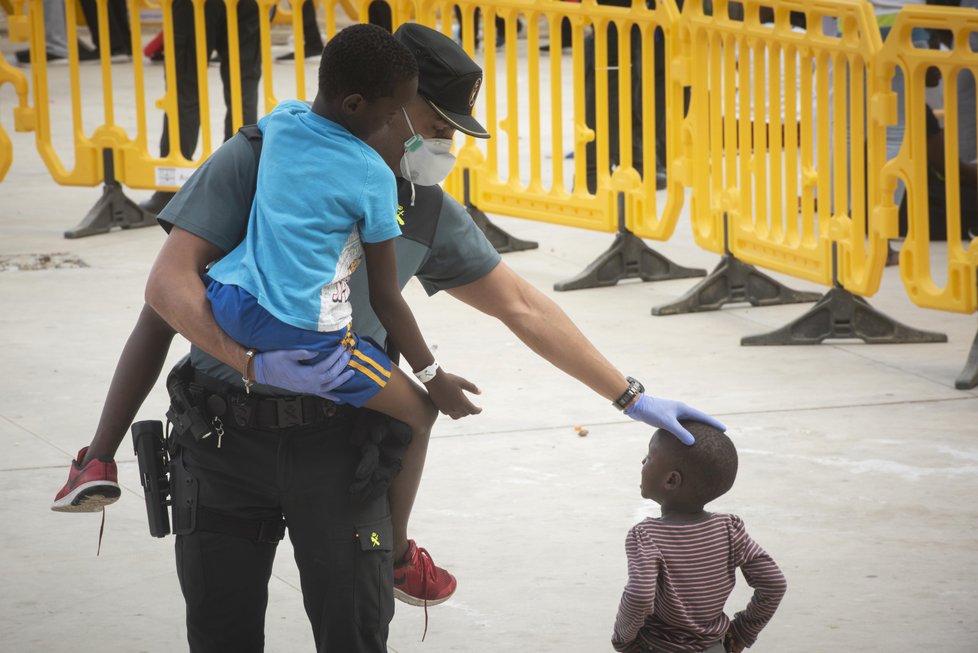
[51,447,120,512]
[393,540,457,607]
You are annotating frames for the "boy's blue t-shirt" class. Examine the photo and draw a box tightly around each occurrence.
[207,99,401,332]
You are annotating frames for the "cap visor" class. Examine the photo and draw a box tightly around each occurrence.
[426,99,491,139]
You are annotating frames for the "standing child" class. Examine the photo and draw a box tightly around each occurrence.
[204,23,474,456]
[613,422,786,653]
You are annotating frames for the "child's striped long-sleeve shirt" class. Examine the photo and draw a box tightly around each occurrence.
[612,513,786,653]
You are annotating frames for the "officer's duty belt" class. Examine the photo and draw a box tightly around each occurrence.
[193,371,351,430]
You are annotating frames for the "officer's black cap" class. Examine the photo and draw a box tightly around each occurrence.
[394,23,490,139]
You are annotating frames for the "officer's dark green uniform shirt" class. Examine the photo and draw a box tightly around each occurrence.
[159,131,501,392]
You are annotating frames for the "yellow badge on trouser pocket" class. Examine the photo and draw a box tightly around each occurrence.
[355,517,392,552]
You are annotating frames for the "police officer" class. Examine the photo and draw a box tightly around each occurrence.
[142,23,722,653]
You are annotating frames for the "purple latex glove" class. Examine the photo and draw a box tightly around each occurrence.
[254,347,354,400]
[624,394,727,445]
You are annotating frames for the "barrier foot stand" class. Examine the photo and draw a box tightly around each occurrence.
[554,229,705,292]
[741,285,948,346]
[651,254,821,315]
[955,318,978,390]
[64,181,157,239]
[466,203,539,253]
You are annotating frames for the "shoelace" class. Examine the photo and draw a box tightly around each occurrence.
[97,507,106,556]
[414,546,439,641]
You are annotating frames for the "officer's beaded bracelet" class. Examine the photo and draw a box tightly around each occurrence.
[612,376,644,411]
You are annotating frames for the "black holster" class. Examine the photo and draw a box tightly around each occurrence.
[166,355,214,443]
[348,409,413,502]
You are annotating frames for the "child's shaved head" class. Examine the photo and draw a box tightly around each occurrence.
[656,421,738,505]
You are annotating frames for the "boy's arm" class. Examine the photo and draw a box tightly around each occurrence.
[729,521,788,648]
[611,527,659,652]
[362,239,481,419]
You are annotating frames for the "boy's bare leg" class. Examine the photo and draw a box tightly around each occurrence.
[362,368,436,561]
[386,413,431,561]
[81,304,177,464]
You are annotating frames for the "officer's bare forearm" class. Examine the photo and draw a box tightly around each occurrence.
[447,263,631,401]
[144,228,251,376]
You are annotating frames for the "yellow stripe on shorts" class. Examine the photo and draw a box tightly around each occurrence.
[352,349,392,379]
[350,359,389,388]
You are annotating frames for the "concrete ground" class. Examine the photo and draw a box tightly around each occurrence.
[2,19,978,653]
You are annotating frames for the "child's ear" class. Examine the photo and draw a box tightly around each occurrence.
[664,470,682,491]
[341,93,366,115]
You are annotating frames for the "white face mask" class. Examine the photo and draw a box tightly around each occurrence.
[399,108,456,187]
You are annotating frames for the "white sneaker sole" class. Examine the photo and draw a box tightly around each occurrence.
[51,480,121,512]
[393,587,454,607]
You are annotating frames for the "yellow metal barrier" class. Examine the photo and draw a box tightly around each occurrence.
[881,7,978,314]
[878,6,978,387]
[670,0,945,346]
[19,0,289,235]
[13,0,696,279]
[432,0,685,240]
[681,0,884,290]
[3,0,30,42]
[0,50,32,182]
[417,0,702,288]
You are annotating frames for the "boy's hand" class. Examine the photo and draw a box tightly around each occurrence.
[255,347,355,399]
[724,628,746,653]
[624,394,726,445]
[425,370,482,419]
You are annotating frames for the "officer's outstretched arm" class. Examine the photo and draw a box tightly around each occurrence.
[145,227,252,377]
[446,261,727,442]
[445,261,631,402]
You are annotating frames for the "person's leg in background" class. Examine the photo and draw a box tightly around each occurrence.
[583,21,622,194]
[651,28,667,189]
[276,0,324,61]
[43,0,69,58]
[626,23,647,188]
[78,0,132,60]
[214,0,262,141]
[16,0,99,65]
[142,0,208,215]
[540,3,572,52]
[300,0,324,56]
[453,6,481,48]
[368,1,393,32]
[957,5,977,166]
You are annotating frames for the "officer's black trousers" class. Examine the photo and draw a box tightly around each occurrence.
[171,410,394,653]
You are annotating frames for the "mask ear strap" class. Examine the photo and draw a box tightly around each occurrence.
[402,107,417,135]
[401,107,418,206]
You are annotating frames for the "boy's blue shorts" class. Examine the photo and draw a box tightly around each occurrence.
[206,279,391,407]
